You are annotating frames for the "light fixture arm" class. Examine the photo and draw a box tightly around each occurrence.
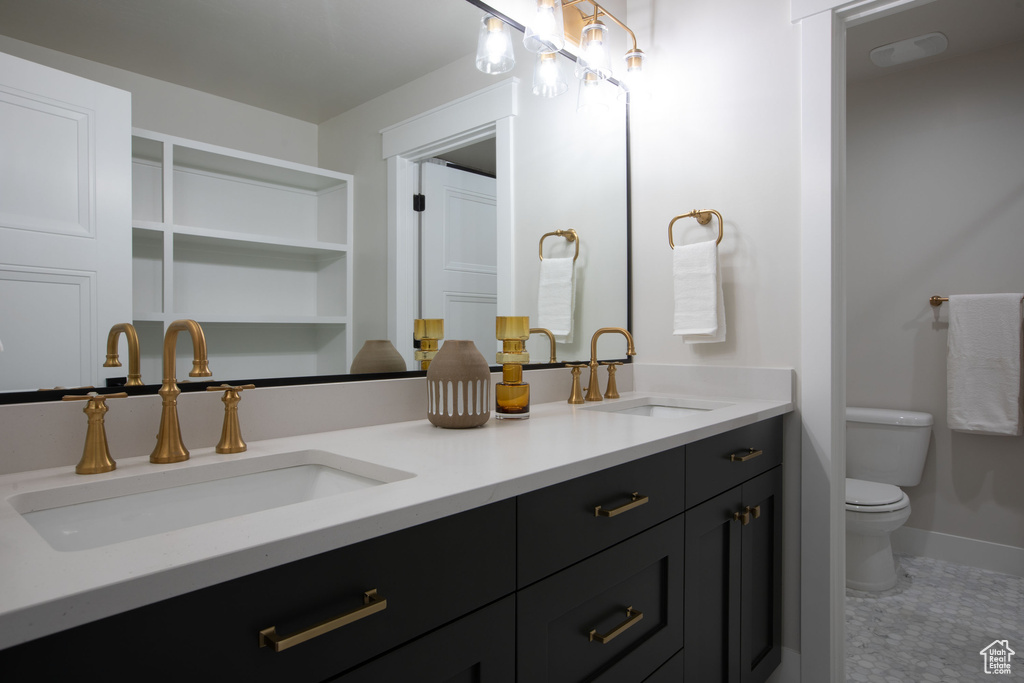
[562,0,638,52]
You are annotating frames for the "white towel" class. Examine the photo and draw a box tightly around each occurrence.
[537,257,575,343]
[946,293,1023,436]
[673,240,726,343]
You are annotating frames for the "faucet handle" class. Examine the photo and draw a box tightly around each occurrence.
[206,384,255,454]
[600,361,624,399]
[62,392,128,474]
[565,364,588,404]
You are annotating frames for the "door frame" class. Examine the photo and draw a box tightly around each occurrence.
[794,1,935,681]
[381,79,517,368]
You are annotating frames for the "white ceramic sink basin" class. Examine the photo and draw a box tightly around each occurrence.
[10,450,414,552]
[585,396,733,418]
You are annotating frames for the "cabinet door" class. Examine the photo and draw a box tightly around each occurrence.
[740,467,782,683]
[684,467,782,683]
[684,484,743,683]
[327,597,515,683]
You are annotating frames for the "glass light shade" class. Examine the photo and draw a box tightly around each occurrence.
[523,0,565,54]
[577,72,611,115]
[619,49,649,102]
[574,21,612,80]
[532,52,568,98]
[475,15,515,74]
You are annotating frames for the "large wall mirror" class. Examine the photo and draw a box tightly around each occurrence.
[0,0,630,401]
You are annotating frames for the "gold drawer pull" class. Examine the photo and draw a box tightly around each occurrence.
[589,606,644,643]
[258,589,387,652]
[594,492,649,517]
[730,448,763,462]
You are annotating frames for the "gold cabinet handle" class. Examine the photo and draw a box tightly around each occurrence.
[731,505,761,525]
[594,492,649,517]
[730,448,763,462]
[258,589,387,652]
[589,607,644,643]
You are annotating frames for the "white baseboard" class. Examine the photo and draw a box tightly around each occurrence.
[892,526,1024,577]
[766,647,801,683]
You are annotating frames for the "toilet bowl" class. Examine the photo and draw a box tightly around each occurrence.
[845,478,911,591]
[845,407,932,591]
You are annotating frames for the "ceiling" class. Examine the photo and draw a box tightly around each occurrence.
[0,0,484,123]
[847,0,1024,82]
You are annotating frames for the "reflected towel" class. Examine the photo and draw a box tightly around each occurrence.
[537,257,575,343]
[673,240,726,343]
[947,293,1023,436]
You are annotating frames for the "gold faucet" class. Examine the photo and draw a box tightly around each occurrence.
[530,327,557,363]
[585,327,635,402]
[63,392,127,474]
[151,319,212,464]
[103,323,143,386]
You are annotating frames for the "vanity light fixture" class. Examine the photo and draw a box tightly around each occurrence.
[524,0,566,54]
[475,0,647,104]
[577,71,611,114]
[475,14,516,74]
[533,52,568,97]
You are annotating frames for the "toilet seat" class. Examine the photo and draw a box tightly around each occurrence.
[845,478,909,513]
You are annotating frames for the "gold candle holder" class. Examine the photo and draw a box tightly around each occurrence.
[413,318,444,370]
[495,316,530,420]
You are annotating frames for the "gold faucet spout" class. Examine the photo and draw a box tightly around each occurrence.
[585,327,636,401]
[151,319,212,464]
[530,327,557,364]
[104,323,143,386]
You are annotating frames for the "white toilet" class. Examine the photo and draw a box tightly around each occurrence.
[845,406,933,591]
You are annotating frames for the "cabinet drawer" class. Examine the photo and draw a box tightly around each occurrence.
[1,500,515,683]
[327,596,515,683]
[517,513,686,683]
[685,417,782,508]
[517,448,686,586]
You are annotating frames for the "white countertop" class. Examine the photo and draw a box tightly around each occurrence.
[0,390,791,649]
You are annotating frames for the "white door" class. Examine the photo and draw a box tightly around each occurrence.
[0,51,132,392]
[420,162,498,361]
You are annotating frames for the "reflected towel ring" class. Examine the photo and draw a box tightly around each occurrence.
[539,229,580,262]
[668,209,724,248]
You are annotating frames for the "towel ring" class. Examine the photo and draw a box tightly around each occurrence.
[539,229,580,262]
[668,209,724,248]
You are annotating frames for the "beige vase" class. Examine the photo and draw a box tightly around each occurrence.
[350,340,407,374]
[425,340,491,428]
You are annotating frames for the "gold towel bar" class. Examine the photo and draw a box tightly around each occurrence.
[539,229,580,262]
[930,294,1024,307]
[669,209,724,248]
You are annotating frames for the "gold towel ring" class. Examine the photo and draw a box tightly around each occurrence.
[668,209,724,248]
[539,229,580,262]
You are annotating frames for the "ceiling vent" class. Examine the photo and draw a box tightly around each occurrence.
[869,32,948,67]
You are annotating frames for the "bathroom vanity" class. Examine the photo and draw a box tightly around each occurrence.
[0,388,787,682]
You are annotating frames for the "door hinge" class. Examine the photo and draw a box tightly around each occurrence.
[413,194,426,212]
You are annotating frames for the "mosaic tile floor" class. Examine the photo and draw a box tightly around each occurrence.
[846,554,1024,681]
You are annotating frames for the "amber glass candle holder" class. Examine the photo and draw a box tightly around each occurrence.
[495,316,530,419]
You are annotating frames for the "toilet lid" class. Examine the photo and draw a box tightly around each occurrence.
[846,478,903,506]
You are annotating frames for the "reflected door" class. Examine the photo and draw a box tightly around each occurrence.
[420,162,498,360]
[0,51,131,392]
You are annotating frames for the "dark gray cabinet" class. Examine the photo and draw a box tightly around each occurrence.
[683,418,783,683]
[0,416,784,683]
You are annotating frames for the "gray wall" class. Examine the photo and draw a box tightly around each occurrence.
[846,40,1024,550]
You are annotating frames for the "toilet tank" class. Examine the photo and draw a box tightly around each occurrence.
[846,407,933,486]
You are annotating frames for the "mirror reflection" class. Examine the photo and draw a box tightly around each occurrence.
[0,0,628,397]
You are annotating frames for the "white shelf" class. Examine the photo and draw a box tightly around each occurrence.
[130,129,354,378]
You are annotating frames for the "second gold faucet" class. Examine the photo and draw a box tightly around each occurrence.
[585,327,635,402]
[151,319,212,464]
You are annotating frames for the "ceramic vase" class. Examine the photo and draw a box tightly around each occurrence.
[350,340,407,374]
[425,340,491,428]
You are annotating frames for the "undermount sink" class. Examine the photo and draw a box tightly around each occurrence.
[584,396,733,418]
[9,450,414,552]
